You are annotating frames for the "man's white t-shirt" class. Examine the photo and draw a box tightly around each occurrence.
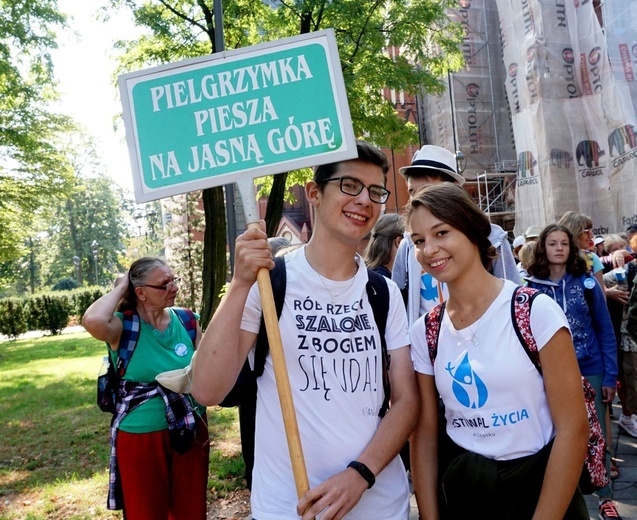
[241,247,410,520]
[411,280,570,460]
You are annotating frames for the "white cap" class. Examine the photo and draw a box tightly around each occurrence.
[513,235,525,248]
[594,236,605,246]
[398,145,465,185]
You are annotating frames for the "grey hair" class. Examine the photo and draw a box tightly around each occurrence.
[129,257,168,287]
[119,257,169,311]
[604,234,627,253]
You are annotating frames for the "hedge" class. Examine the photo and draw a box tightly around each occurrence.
[0,287,106,338]
[0,298,28,339]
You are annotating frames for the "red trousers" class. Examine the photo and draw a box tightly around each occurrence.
[116,416,209,520]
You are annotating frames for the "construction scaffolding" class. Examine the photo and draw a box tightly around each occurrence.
[420,0,637,234]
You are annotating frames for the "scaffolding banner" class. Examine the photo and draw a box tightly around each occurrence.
[496,0,545,115]
[512,104,545,231]
[603,83,637,230]
[427,0,516,177]
[419,0,637,233]
[495,0,637,233]
[538,98,577,222]
[603,0,637,106]
[421,77,454,152]
[564,95,615,234]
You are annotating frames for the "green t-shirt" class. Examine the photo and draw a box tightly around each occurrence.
[110,308,205,433]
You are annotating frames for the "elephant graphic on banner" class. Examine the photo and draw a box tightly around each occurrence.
[576,140,605,168]
[550,148,573,169]
[517,151,537,178]
[608,124,637,156]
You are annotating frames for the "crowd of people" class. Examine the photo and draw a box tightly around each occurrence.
[83,142,637,520]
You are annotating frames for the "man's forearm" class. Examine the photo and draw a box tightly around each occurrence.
[191,280,254,405]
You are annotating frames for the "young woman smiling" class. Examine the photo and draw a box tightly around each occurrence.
[526,224,620,519]
[407,184,589,520]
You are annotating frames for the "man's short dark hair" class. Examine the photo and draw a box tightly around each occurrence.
[402,169,457,183]
[627,224,637,234]
[313,141,389,187]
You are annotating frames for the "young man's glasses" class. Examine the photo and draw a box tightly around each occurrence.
[143,277,181,291]
[322,176,390,204]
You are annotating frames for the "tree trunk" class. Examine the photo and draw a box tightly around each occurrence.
[200,186,227,329]
[66,198,83,284]
[265,172,288,237]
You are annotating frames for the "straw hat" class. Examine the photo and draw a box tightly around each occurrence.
[398,145,465,185]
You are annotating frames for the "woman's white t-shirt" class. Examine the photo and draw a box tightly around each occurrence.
[411,280,570,460]
[241,247,411,520]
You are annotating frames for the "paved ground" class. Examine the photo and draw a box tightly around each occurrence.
[409,400,637,519]
[0,325,85,342]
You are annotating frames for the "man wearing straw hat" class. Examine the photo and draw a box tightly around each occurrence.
[392,145,521,327]
[192,141,418,520]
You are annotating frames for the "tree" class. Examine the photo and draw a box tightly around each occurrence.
[106,0,463,323]
[38,173,130,288]
[163,192,205,312]
[0,0,75,262]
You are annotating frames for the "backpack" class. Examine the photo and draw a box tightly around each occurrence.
[425,285,609,494]
[97,307,197,414]
[219,256,393,418]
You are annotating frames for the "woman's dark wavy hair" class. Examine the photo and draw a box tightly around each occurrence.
[117,257,168,312]
[526,224,587,279]
[403,183,498,270]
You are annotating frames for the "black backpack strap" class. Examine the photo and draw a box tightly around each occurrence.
[365,269,391,418]
[424,302,445,366]
[254,256,287,377]
[510,286,542,373]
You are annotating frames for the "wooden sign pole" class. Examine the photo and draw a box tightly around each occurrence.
[238,179,310,500]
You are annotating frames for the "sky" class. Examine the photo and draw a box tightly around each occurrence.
[52,0,138,193]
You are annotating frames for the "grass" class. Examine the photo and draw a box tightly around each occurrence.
[0,332,245,519]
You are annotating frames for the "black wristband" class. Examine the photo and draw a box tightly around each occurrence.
[347,460,375,489]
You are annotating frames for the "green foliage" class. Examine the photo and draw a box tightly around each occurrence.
[104,0,464,318]
[165,192,205,312]
[0,287,105,338]
[256,168,313,203]
[51,277,80,291]
[0,298,27,339]
[23,293,72,335]
[40,173,130,288]
[0,0,76,263]
[70,286,107,323]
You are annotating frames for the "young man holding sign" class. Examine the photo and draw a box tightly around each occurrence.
[192,141,418,519]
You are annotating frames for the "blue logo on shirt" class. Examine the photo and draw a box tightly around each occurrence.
[446,352,488,409]
[420,273,440,302]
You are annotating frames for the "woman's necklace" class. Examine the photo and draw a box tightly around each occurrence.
[466,316,484,346]
[305,248,358,304]
[453,281,501,346]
